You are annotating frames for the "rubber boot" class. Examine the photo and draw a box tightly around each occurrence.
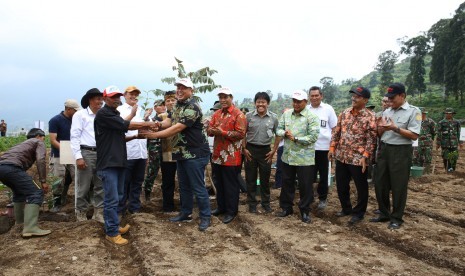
[92,208,104,223]
[75,210,88,222]
[22,204,51,237]
[14,202,25,224]
[50,195,62,213]
[61,185,69,205]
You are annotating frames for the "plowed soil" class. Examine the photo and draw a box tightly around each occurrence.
[1,148,464,276]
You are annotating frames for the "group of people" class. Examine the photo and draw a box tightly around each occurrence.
[0,79,462,245]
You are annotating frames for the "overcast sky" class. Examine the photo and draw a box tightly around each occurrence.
[0,0,463,130]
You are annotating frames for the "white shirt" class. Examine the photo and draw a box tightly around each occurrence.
[70,107,97,160]
[117,103,148,160]
[307,102,338,150]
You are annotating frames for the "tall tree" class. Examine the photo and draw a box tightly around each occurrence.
[375,50,399,95]
[428,2,465,105]
[319,77,337,104]
[448,2,465,105]
[400,35,431,98]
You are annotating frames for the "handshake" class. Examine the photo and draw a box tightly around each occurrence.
[137,121,163,139]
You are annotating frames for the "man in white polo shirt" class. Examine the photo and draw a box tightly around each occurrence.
[307,86,337,210]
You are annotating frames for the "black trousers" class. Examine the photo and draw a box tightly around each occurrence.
[335,160,368,218]
[279,162,315,213]
[0,164,44,204]
[314,150,329,200]
[161,161,177,211]
[212,164,240,216]
[245,143,271,207]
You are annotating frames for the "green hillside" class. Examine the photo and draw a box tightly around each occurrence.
[332,55,464,123]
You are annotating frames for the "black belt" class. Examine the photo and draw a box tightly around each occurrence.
[247,143,271,148]
[80,145,97,151]
[380,142,411,147]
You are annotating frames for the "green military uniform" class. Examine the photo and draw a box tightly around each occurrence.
[143,112,164,199]
[436,108,462,172]
[412,109,436,173]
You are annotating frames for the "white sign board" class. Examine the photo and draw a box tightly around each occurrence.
[59,141,75,165]
[461,127,465,141]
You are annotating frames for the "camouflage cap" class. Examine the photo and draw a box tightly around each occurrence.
[444,107,456,114]
[154,99,165,106]
[210,101,221,111]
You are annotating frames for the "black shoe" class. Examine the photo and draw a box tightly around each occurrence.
[301,212,311,223]
[222,214,236,224]
[369,216,390,223]
[145,191,151,202]
[169,213,192,222]
[198,217,211,231]
[276,209,293,217]
[335,211,351,217]
[211,209,224,216]
[348,216,363,225]
[248,205,257,213]
[373,209,381,215]
[388,222,401,229]
[263,205,273,213]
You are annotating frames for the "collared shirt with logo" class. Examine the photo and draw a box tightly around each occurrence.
[245,110,278,146]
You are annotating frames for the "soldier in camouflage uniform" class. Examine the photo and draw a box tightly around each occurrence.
[436,108,463,172]
[412,108,436,173]
[143,100,167,201]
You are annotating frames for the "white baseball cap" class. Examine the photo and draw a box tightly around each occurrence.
[174,78,194,89]
[217,87,233,96]
[291,90,308,101]
[64,99,82,111]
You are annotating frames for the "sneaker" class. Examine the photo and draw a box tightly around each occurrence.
[105,234,128,245]
[317,200,327,210]
[169,213,193,223]
[198,217,211,231]
[119,224,130,235]
[248,205,257,213]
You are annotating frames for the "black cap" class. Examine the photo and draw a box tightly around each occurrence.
[349,86,371,99]
[385,83,406,98]
[164,90,175,99]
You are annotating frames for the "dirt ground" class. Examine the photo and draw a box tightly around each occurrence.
[1,148,464,276]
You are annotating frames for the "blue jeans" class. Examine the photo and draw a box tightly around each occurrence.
[119,158,147,214]
[97,167,125,237]
[177,156,211,218]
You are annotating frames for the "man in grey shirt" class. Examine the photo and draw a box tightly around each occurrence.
[243,92,280,214]
[371,83,421,230]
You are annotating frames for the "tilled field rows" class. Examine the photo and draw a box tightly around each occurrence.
[126,200,461,276]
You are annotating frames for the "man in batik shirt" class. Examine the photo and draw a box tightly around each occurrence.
[208,87,247,224]
[329,86,377,225]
